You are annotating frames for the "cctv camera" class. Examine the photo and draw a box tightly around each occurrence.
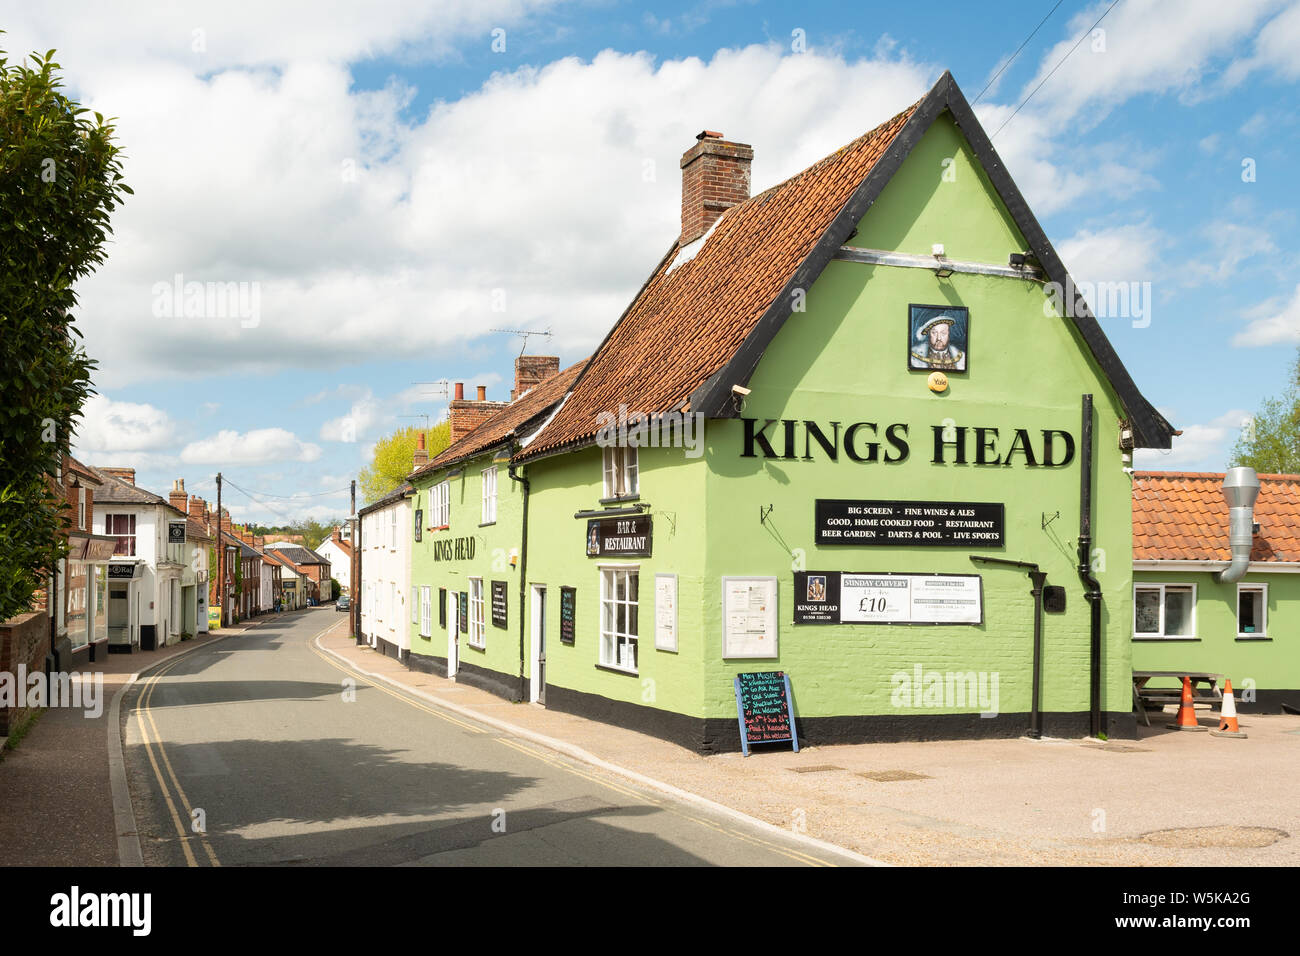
[731,384,751,397]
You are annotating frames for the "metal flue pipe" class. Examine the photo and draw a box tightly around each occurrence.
[1217,467,1260,583]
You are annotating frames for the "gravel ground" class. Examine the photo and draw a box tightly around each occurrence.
[324,629,1300,866]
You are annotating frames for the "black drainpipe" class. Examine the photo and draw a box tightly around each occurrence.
[508,459,530,704]
[1076,394,1103,738]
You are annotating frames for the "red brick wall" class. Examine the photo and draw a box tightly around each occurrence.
[679,133,753,244]
[0,612,50,736]
[449,398,510,444]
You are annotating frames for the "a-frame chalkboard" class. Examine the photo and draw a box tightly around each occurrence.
[734,671,799,756]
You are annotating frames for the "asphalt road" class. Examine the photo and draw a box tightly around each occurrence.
[122,608,852,866]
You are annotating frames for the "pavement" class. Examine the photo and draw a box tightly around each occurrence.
[0,610,294,867]
[318,626,1300,867]
[4,603,1297,866]
[122,610,861,866]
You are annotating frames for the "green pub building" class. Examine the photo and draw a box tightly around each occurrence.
[405,72,1176,751]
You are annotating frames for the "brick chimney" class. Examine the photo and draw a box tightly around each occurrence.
[168,478,187,514]
[448,383,510,444]
[101,466,136,486]
[512,355,561,400]
[188,495,207,522]
[413,431,429,471]
[680,130,752,244]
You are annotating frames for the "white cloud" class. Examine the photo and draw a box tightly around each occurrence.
[1134,409,1252,471]
[73,394,177,453]
[1233,284,1300,346]
[1057,222,1163,284]
[180,428,322,464]
[1184,222,1277,286]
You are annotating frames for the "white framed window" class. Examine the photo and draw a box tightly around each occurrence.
[420,586,432,637]
[1133,583,1196,638]
[1237,584,1267,638]
[468,577,485,648]
[106,514,136,556]
[430,480,450,529]
[603,446,638,500]
[599,566,639,672]
[77,487,87,530]
[390,508,397,549]
[481,466,497,524]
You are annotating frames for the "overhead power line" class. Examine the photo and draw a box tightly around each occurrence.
[973,0,1066,105]
[991,0,1123,140]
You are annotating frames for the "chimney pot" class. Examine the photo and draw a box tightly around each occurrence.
[454,382,464,401]
[476,385,487,402]
[680,132,753,245]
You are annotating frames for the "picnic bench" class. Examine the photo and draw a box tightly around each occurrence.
[1132,671,1224,727]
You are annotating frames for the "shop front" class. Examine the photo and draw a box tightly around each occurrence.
[106,560,142,652]
[66,534,117,662]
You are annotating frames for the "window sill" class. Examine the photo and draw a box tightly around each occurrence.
[479,521,496,528]
[1131,636,1200,642]
[1235,636,1271,641]
[466,641,486,652]
[595,662,639,677]
[599,495,640,506]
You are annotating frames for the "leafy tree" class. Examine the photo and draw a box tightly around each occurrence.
[0,46,131,621]
[286,518,339,551]
[359,422,450,504]
[1231,350,1300,474]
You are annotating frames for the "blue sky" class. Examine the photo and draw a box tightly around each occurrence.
[6,0,1299,523]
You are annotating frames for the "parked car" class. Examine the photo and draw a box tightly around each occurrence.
[336,595,350,613]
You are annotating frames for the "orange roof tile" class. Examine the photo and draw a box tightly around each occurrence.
[410,360,585,479]
[520,103,917,459]
[1132,471,1300,563]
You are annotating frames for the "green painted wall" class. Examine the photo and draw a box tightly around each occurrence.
[409,453,525,687]
[1131,570,1300,695]
[524,444,710,717]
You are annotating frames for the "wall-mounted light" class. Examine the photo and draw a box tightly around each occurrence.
[731,383,751,413]
[931,243,953,278]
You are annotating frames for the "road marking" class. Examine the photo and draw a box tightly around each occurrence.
[314,631,840,866]
[133,655,220,867]
[139,658,221,866]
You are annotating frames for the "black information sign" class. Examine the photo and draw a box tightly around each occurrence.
[414,509,422,543]
[733,671,799,756]
[168,520,186,544]
[559,586,576,646]
[459,591,468,634]
[815,498,1004,547]
[108,564,137,579]
[585,514,652,558]
[491,580,508,629]
[438,587,446,628]
[793,571,841,624]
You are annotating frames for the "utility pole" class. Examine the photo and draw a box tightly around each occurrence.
[216,472,224,627]
[352,479,361,645]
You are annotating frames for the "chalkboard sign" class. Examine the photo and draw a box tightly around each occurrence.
[459,591,468,634]
[559,586,576,646]
[438,587,446,629]
[491,580,508,629]
[733,671,798,756]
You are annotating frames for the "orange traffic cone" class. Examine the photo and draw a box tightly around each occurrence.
[1210,679,1248,738]
[1173,676,1207,731]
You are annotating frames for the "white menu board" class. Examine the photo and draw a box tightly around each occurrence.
[841,573,981,625]
[655,573,678,652]
[721,576,779,659]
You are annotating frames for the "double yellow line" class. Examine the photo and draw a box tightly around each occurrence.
[133,654,220,867]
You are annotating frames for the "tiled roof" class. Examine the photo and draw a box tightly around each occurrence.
[264,544,327,565]
[411,360,586,480]
[186,518,213,541]
[357,482,413,516]
[1132,471,1300,563]
[64,454,102,485]
[518,103,917,459]
[89,467,181,510]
